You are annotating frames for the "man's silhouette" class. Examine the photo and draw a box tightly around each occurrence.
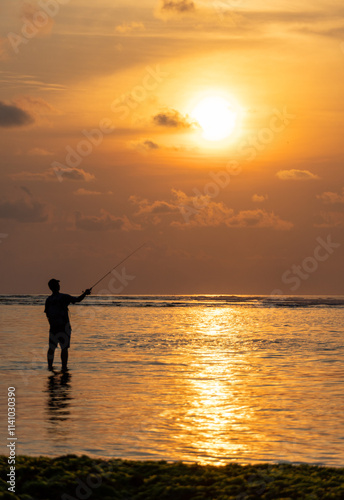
[45,279,91,371]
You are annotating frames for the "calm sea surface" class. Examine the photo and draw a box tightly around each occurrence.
[0,295,343,466]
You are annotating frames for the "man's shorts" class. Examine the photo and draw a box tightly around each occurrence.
[49,323,72,350]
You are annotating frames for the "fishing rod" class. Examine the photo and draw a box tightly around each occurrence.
[88,242,147,291]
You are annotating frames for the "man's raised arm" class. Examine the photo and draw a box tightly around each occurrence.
[71,289,92,304]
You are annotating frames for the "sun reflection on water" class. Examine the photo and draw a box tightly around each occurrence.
[159,307,258,464]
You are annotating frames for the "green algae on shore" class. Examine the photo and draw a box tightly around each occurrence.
[1,455,343,500]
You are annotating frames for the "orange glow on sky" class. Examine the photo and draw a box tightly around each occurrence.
[0,0,343,294]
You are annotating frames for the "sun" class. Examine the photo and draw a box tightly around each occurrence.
[191,96,238,142]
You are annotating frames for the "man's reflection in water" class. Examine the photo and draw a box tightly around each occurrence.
[45,371,73,438]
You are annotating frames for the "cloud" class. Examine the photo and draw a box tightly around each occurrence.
[28,148,53,156]
[175,202,293,230]
[153,109,195,129]
[130,139,160,152]
[0,101,34,128]
[252,194,268,203]
[130,195,181,216]
[57,168,95,182]
[222,209,293,230]
[160,0,195,14]
[75,210,140,231]
[142,140,159,150]
[0,197,48,223]
[0,96,57,129]
[317,188,344,204]
[115,22,145,33]
[314,211,344,228]
[74,188,102,196]
[11,167,94,182]
[129,140,192,153]
[1,74,65,93]
[10,170,57,181]
[276,169,320,181]
[131,190,293,230]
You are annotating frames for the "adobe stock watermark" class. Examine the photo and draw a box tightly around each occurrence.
[52,119,115,182]
[179,107,295,223]
[96,266,136,295]
[75,266,136,326]
[52,65,169,182]
[270,234,341,296]
[110,65,169,122]
[7,0,70,55]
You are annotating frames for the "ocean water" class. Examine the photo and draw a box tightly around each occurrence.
[0,295,343,466]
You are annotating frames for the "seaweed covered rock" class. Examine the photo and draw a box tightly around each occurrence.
[0,456,343,500]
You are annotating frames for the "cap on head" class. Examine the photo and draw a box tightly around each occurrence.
[48,278,60,291]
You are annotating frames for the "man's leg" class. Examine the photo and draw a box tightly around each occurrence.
[60,325,71,371]
[61,347,69,371]
[47,347,55,370]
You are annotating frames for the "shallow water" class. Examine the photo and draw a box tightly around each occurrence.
[0,296,343,466]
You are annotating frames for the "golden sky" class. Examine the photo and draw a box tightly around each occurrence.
[1,0,344,294]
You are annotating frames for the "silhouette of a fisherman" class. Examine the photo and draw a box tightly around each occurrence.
[45,279,91,371]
